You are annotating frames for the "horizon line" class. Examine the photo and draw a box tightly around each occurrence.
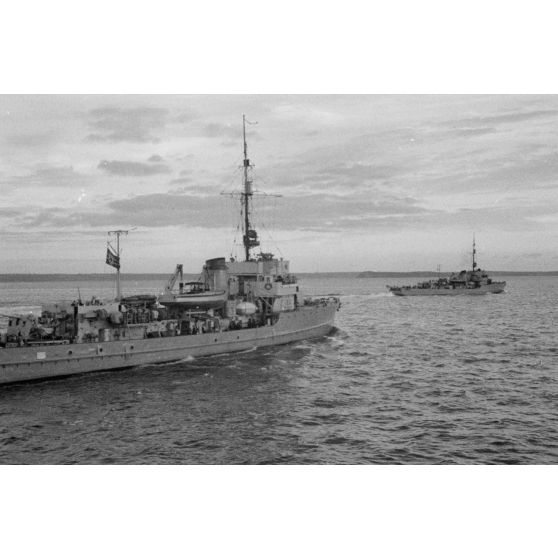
[1,270,558,277]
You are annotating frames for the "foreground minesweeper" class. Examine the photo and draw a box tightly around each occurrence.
[387,238,506,296]
[0,116,340,385]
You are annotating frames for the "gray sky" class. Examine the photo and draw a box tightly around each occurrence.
[1,94,558,273]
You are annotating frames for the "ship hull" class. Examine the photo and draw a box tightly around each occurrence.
[0,303,337,385]
[390,282,506,296]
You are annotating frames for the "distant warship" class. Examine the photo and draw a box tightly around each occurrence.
[0,116,340,385]
[387,238,506,296]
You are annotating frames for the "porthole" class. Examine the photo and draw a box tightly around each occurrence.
[68,350,73,355]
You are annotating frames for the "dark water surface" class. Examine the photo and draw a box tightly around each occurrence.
[1,275,557,464]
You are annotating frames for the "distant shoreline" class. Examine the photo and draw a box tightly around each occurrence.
[1,271,558,283]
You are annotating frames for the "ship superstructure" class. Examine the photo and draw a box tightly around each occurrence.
[0,116,340,385]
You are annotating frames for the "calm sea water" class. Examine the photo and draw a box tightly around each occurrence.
[0,275,557,464]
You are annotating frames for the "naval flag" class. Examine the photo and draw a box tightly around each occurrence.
[106,246,120,269]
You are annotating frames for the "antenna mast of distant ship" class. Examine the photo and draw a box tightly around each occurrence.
[472,234,477,271]
[242,114,260,261]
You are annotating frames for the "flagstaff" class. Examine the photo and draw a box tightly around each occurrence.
[107,229,133,300]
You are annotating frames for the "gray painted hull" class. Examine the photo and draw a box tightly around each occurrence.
[0,303,337,385]
[390,283,506,296]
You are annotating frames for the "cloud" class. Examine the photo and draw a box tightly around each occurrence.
[0,229,100,243]
[106,193,211,225]
[482,151,558,188]
[175,120,259,142]
[175,110,197,123]
[169,177,193,186]
[20,194,210,229]
[0,166,90,190]
[202,122,238,138]
[16,182,558,239]
[98,160,171,176]
[0,207,23,217]
[148,154,164,162]
[451,127,497,137]
[315,162,408,182]
[85,106,168,143]
[276,193,435,231]
[417,148,558,197]
[265,157,414,197]
[448,109,558,128]
[60,190,438,230]
[21,189,434,232]
[5,131,59,147]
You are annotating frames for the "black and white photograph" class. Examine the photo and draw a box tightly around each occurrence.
[1,2,556,557]
[1,93,557,466]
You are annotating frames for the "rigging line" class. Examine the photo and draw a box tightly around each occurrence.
[219,165,243,196]
[220,188,239,257]
[259,220,284,259]
[253,173,281,194]
[246,171,282,198]
[253,197,282,256]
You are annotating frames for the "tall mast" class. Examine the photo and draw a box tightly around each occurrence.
[243,115,250,261]
[472,234,477,271]
[241,114,259,261]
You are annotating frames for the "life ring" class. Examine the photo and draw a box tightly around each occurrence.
[264,283,272,290]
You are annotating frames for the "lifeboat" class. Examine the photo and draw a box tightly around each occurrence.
[158,282,227,310]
